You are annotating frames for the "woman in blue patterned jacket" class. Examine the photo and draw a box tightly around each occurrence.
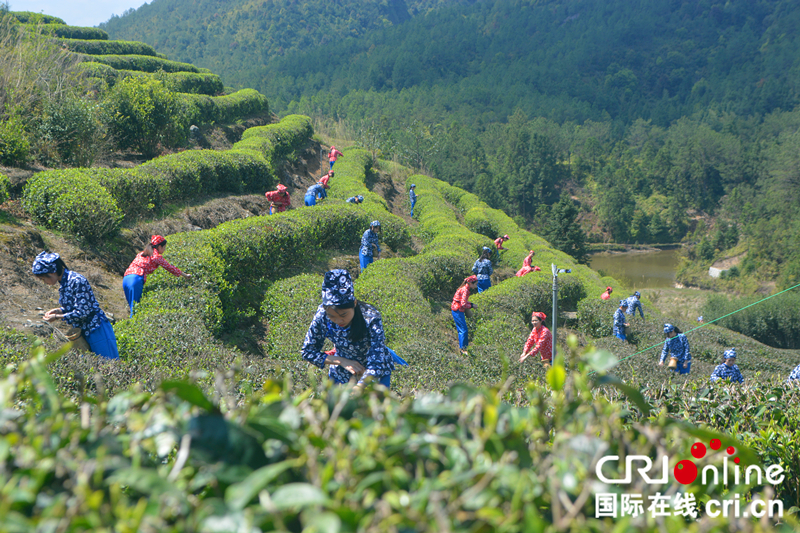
[359,220,382,271]
[471,247,493,293]
[301,269,396,390]
[710,349,744,383]
[32,251,119,360]
[658,323,691,374]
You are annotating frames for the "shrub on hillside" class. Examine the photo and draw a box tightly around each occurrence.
[27,23,108,40]
[155,71,224,95]
[87,54,200,73]
[37,93,101,166]
[23,170,123,241]
[8,11,65,24]
[60,38,157,56]
[80,63,224,96]
[182,89,269,126]
[703,292,800,349]
[134,148,273,203]
[103,76,187,156]
[0,115,30,165]
[92,167,164,220]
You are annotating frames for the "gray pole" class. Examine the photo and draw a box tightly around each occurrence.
[551,263,558,360]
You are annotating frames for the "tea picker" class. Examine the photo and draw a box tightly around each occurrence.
[301,269,396,391]
[32,251,119,360]
[304,183,327,206]
[658,323,691,374]
[613,300,629,341]
[710,348,744,383]
[451,275,478,356]
[123,235,191,318]
[359,220,382,270]
[472,246,493,293]
[519,311,552,367]
[624,291,645,319]
[265,184,291,214]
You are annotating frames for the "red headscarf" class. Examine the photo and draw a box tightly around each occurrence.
[151,235,166,246]
[465,275,478,284]
[532,311,547,321]
[276,184,287,192]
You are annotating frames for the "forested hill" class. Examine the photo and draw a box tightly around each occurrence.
[100,0,464,92]
[103,0,800,127]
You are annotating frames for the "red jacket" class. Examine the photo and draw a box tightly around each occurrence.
[451,285,474,312]
[265,189,291,212]
[124,251,184,283]
[523,325,553,361]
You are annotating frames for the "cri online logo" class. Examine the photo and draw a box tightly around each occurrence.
[597,439,785,486]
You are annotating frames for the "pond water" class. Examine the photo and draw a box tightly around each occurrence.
[588,248,682,289]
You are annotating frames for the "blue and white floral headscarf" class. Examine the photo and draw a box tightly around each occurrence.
[321,269,354,307]
[32,251,60,275]
[723,348,737,359]
[664,323,675,334]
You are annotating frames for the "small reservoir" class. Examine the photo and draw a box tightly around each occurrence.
[588,248,681,289]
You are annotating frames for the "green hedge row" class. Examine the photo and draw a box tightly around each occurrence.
[9,11,65,24]
[82,54,201,73]
[21,169,123,241]
[80,62,224,95]
[703,292,800,349]
[183,89,269,125]
[60,38,156,56]
[21,115,311,239]
[137,197,412,338]
[233,114,312,168]
[26,23,108,40]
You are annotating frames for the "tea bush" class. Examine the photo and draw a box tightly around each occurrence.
[60,38,157,56]
[8,11,65,24]
[19,115,307,230]
[0,115,30,165]
[3,342,796,532]
[234,114,311,167]
[134,148,273,203]
[86,53,201,73]
[27,23,108,40]
[81,63,224,95]
[103,76,186,156]
[182,89,269,125]
[22,169,123,241]
[703,292,800,349]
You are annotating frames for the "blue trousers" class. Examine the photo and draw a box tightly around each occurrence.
[670,361,691,374]
[329,160,336,170]
[359,252,374,270]
[85,320,119,360]
[477,278,491,293]
[122,274,144,318]
[452,310,469,349]
[304,193,316,206]
[410,199,416,217]
[615,332,627,341]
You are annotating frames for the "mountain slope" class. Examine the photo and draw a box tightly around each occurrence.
[105,0,800,126]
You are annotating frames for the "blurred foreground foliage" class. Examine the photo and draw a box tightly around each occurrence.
[2,340,799,532]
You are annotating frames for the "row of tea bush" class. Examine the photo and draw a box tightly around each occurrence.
[21,114,306,241]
